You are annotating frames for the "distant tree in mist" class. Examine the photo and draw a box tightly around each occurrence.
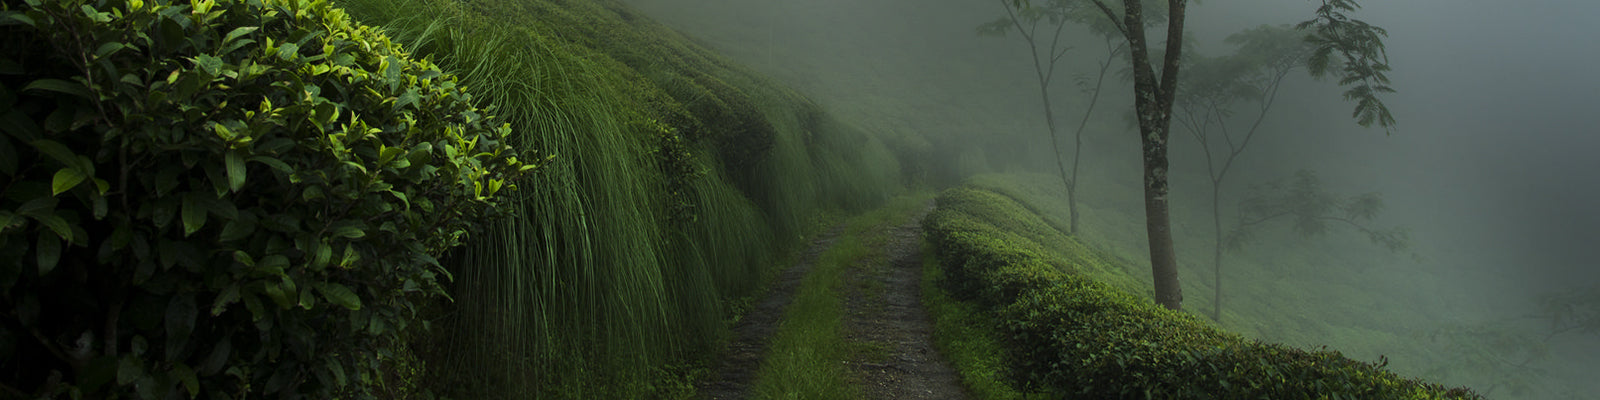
[1533,285,1600,340]
[1422,287,1600,398]
[1218,170,1408,320]
[1422,321,1548,398]
[977,0,1128,235]
[1171,24,1405,321]
[1004,0,1396,310]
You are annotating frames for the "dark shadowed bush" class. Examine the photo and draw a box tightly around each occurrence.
[0,0,534,397]
[924,186,1481,399]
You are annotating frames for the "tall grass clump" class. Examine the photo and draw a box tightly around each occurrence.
[339,1,674,394]
[339,0,903,397]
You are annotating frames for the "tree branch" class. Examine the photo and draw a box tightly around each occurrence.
[1156,0,1188,100]
[1086,0,1128,38]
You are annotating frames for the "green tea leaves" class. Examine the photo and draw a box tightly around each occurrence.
[212,283,240,316]
[35,230,60,274]
[316,282,361,311]
[181,192,207,236]
[29,139,81,169]
[22,78,93,99]
[225,150,246,192]
[51,167,87,195]
[276,42,299,61]
[164,294,197,361]
[2,0,537,396]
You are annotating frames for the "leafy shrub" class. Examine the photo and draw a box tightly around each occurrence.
[0,0,535,398]
[923,186,1480,399]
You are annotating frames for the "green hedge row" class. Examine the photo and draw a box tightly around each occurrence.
[0,0,532,398]
[923,187,1480,399]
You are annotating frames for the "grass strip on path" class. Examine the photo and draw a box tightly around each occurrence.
[749,194,932,400]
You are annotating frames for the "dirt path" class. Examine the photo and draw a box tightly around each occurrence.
[843,205,970,400]
[698,226,843,400]
[698,204,969,400]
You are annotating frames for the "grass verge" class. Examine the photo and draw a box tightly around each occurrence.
[920,244,1029,400]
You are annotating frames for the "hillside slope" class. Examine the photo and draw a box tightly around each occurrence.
[334,0,906,397]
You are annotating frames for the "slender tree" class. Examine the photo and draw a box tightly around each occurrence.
[978,0,1123,235]
[1006,0,1397,310]
[1061,37,1124,234]
[1172,24,1309,320]
[1077,0,1189,309]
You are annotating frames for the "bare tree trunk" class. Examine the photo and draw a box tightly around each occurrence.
[999,0,1080,237]
[1068,177,1080,235]
[1140,127,1182,310]
[1210,184,1224,321]
[1118,0,1187,310]
[1041,86,1076,236]
[1064,41,1117,236]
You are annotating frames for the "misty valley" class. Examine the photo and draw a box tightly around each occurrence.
[1,0,1595,398]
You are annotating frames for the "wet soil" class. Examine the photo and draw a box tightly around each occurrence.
[697,204,968,400]
[841,205,970,400]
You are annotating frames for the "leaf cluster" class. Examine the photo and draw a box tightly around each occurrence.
[1178,24,1313,105]
[0,0,536,398]
[1298,0,1396,130]
[924,186,1475,398]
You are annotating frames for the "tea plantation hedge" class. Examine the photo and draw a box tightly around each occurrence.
[923,187,1480,399]
[0,0,535,398]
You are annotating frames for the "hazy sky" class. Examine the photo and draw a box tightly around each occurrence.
[630,0,1600,291]
[624,0,1600,294]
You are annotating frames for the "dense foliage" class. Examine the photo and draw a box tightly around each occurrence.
[923,186,1480,399]
[329,0,903,396]
[0,0,533,397]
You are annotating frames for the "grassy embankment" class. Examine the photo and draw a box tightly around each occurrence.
[334,0,904,397]
[920,182,1481,398]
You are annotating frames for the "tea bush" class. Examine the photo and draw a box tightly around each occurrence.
[0,0,535,397]
[924,186,1480,399]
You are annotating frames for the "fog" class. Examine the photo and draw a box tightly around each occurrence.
[622,0,1600,397]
